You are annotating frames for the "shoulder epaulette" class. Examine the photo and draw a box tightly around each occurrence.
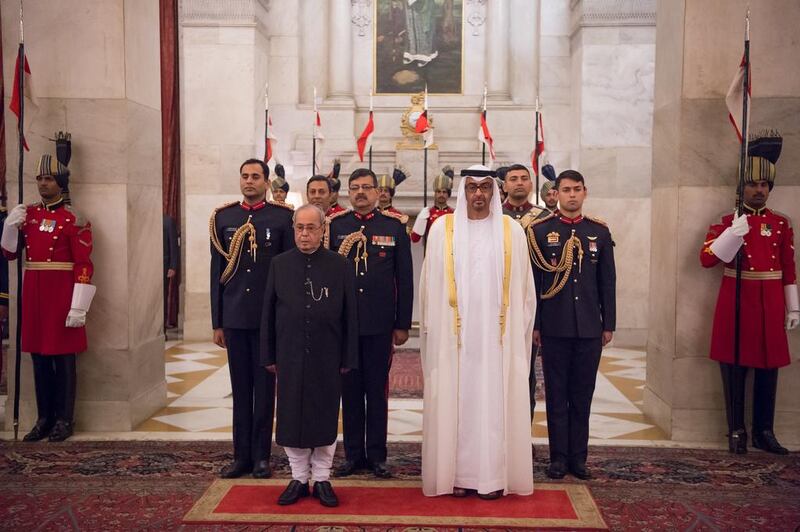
[214,200,240,213]
[327,208,351,222]
[530,213,556,228]
[585,215,608,227]
[381,209,409,224]
[268,200,294,211]
[771,209,793,229]
[64,204,88,227]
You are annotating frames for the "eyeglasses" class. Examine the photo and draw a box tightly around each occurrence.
[349,184,376,192]
[294,224,321,233]
[465,183,493,193]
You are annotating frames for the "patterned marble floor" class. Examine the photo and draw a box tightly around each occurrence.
[132,340,668,443]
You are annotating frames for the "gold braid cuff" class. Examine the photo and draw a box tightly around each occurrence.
[209,209,258,285]
[528,227,583,299]
[338,226,368,275]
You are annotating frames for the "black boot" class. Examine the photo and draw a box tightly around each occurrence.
[23,418,55,442]
[720,363,747,454]
[752,369,788,454]
[49,355,77,442]
[26,354,57,441]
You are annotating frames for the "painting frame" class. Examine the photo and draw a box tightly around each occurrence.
[373,0,465,95]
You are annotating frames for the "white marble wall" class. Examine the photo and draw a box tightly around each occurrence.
[570,0,656,345]
[2,0,166,431]
[646,0,800,444]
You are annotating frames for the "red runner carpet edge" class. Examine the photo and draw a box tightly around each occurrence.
[183,479,607,529]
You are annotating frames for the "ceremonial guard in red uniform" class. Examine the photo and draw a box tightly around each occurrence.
[410,167,454,247]
[326,160,347,217]
[700,133,795,455]
[376,167,410,225]
[210,159,295,478]
[2,155,95,442]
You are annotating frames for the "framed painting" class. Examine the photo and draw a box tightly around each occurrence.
[374,0,463,94]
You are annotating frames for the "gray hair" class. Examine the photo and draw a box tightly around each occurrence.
[293,203,326,226]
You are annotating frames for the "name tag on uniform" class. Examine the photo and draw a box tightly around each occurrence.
[372,235,396,247]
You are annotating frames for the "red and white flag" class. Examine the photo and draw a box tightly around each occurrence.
[725,54,751,142]
[9,52,36,151]
[415,110,433,148]
[313,111,324,140]
[264,114,278,162]
[356,111,375,162]
[478,112,496,162]
[531,112,545,176]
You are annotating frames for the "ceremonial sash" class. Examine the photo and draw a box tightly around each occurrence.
[444,214,512,346]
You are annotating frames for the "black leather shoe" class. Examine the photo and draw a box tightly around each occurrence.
[47,420,74,442]
[371,461,392,478]
[546,461,567,479]
[252,460,272,478]
[278,480,310,505]
[335,458,368,477]
[219,460,253,478]
[477,489,503,500]
[312,480,339,507]
[569,463,592,480]
[753,430,789,455]
[728,429,748,454]
[23,419,54,442]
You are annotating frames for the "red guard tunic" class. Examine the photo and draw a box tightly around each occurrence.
[700,207,795,368]
[410,205,453,242]
[3,199,93,355]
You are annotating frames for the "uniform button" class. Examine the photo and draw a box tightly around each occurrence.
[573,279,577,283]
[46,259,51,262]
[49,247,53,251]
[772,256,776,259]
[743,242,747,246]
[306,304,311,309]
[575,296,579,300]
[246,268,251,273]
[36,208,41,211]
[306,264,311,269]
[770,268,774,271]
[749,267,754,271]
[53,236,58,240]
[359,288,364,293]
[66,218,71,222]
[246,288,251,292]
[747,254,752,258]
[360,272,365,276]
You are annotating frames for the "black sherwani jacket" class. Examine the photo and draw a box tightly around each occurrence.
[260,246,359,448]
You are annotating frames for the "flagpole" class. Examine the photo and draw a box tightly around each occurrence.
[534,98,541,206]
[13,0,25,441]
[481,85,487,166]
[730,11,750,449]
[312,86,317,173]
[423,85,428,208]
[368,89,373,171]
[264,83,270,163]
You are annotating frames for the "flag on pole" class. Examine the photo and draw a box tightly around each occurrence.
[265,114,278,162]
[356,110,375,162]
[314,111,324,140]
[478,112,496,162]
[531,112,545,176]
[415,87,433,148]
[726,54,751,142]
[9,53,35,151]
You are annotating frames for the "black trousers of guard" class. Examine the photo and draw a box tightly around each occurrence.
[541,336,602,467]
[224,328,275,465]
[719,362,779,434]
[31,353,77,423]
[341,333,393,465]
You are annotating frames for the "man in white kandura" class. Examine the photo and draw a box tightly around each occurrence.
[419,164,536,499]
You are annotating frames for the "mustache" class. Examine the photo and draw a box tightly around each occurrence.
[355,195,367,200]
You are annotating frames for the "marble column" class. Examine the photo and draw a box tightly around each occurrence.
[2,0,166,432]
[645,0,800,444]
[180,0,269,340]
[485,0,510,99]
[299,0,328,105]
[327,0,353,101]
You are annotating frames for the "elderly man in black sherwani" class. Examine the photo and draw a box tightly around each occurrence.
[261,204,359,508]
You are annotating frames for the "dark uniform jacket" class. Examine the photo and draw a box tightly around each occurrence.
[260,247,359,448]
[502,200,549,221]
[210,200,294,330]
[530,214,616,338]
[328,208,413,336]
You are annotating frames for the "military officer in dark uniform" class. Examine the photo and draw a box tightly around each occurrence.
[529,170,616,481]
[210,158,294,479]
[327,168,414,478]
[502,164,549,221]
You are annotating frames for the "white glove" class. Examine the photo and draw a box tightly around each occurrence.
[1,204,26,253]
[6,204,27,227]
[411,206,431,237]
[730,212,750,236]
[709,227,744,263]
[65,283,96,328]
[785,284,799,330]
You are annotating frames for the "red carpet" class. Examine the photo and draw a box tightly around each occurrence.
[183,479,607,528]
